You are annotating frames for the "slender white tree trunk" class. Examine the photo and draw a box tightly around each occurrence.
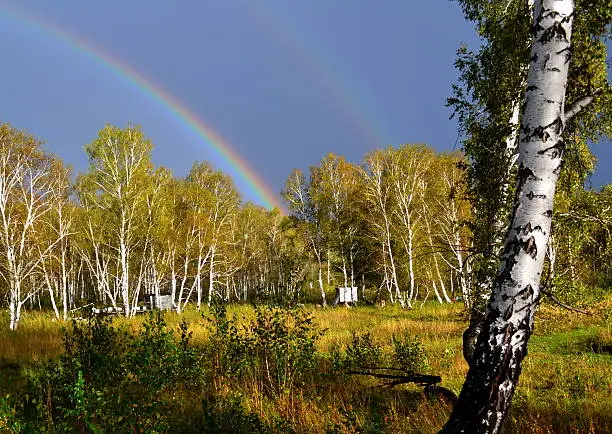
[46,274,61,320]
[61,249,69,320]
[9,299,21,331]
[443,1,575,432]
[207,245,216,306]
[317,266,326,307]
[119,239,130,317]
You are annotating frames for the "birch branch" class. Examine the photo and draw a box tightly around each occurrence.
[564,89,603,121]
[540,288,592,315]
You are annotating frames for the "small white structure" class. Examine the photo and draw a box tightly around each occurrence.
[147,294,174,310]
[333,287,358,305]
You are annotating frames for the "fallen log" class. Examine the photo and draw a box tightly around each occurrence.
[346,367,457,405]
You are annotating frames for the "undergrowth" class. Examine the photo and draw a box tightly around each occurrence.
[0,302,609,432]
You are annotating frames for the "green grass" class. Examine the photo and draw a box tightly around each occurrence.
[0,301,610,433]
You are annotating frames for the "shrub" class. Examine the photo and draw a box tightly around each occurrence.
[203,303,322,397]
[0,395,24,432]
[391,334,429,373]
[27,312,204,432]
[201,392,267,433]
[343,332,384,369]
[244,306,321,396]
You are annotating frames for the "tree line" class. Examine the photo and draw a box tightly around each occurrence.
[1,121,609,331]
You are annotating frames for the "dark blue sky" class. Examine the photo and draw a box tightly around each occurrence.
[0,0,609,208]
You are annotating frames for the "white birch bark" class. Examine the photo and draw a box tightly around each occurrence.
[443,1,575,432]
[362,154,401,306]
[0,139,61,330]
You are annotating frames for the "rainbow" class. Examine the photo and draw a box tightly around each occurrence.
[0,5,285,211]
[248,4,386,148]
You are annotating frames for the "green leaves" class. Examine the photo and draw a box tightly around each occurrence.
[28,312,205,432]
[203,303,322,397]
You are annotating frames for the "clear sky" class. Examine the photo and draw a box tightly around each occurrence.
[0,0,609,209]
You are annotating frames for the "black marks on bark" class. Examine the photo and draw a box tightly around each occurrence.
[518,222,543,235]
[498,243,520,285]
[531,118,563,143]
[516,164,539,194]
[526,84,538,92]
[532,13,545,37]
[499,220,542,282]
[543,209,553,218]
[557,47,572,64]
[516,284,534,301]
[520,236,538,258]
[517,165,537,181]
[538,140,565,158]
[526,191,546,200]
[539,20,569,44]
[530,124,549,142]
[502,304,514,321]
[541,53,551,70]
[550,117,564,137]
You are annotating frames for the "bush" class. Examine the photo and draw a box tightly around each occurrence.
[203,303,322,397]
[201,393,267,433]
[343,332,384,369]
[391,334,429,373]
[245,306,321,396]
[27,312,204,432]
[0,395,24,432]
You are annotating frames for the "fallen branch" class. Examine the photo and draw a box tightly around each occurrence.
[346,367,441,388]
[540,288,592,315]
[347,367,458,405]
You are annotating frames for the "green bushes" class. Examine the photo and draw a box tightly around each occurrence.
[6,306,325,431]
[0,395,23,432]
[1,303,609,432]
[391,335,429,373]
[203,303,323,397]
[333,330,429,375]
[26,312,204,432]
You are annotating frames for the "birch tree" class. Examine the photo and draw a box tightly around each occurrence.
[230,203,269,301]
[309,154,362,292]
[421,153,472,305]
[388,145,436,307]
[442,1,587,431]
[76,124,153,317]
[283,169,329,306]
[39,159,75,320]
[134,167,172,312]
[362,149,402,304]
[0,124,64,330]
[451,0,611,366]
[186,162,240,307]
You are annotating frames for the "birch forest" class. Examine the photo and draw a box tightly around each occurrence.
[1,119,610,332]
[0,121,472,329]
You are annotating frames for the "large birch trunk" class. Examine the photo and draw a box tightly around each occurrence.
[442,1,574,432]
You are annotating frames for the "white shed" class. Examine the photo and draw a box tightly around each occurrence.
[334,287,358,305]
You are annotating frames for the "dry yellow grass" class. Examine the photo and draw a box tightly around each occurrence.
[0,301,610,432]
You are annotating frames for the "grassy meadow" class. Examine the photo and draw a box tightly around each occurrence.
[0,301,610,433]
